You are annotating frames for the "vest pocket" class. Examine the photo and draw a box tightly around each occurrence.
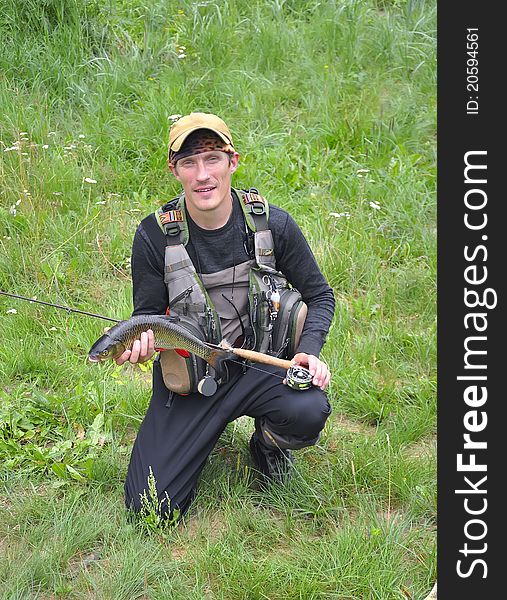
[160,350,196,395]
[270,289,308,358]
[159,320,223,395]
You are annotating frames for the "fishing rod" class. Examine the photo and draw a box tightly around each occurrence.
[0,291,120,323]
[0,290,314,391]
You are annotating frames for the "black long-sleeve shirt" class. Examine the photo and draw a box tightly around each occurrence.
[131,191,335,358]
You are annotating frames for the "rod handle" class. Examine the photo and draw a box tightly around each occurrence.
[231,347,292,370]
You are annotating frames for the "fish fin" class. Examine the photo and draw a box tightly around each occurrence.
[158,314,180,323]
[218,338,233,350]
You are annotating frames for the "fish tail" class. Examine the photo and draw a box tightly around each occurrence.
[207,348,233,373]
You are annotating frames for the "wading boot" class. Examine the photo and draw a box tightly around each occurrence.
[249,431,294,484]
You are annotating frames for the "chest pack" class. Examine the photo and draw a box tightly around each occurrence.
[154,188,307,395]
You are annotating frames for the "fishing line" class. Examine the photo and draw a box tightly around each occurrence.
[228,357,285,380]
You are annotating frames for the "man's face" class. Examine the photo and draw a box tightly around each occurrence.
[169,150,239,215]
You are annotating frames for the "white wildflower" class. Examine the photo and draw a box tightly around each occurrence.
[83,177,97,184]
[42,144,49,149]
[168,114,182,121]
[6,308,17,314]
[330,212,350,219]
[78,134,86,139]
[53,192,63,196]
[49,327,57,331]
[369,201,381,211]
[357,169,370,174]
[16,199,22,206]
[48,132,56,136]
[95,201,106,205]
[4,147,18,152]
[9,205,17,216]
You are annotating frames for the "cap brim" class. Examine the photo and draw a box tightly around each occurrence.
[170,127,232,152]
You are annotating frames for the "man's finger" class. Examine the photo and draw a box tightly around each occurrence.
[305,354,316,375]
[322,370,331,390]
[140,331,148,358]
[115,349,131,366]
[308,356,321,383]
[146,329,155,356]
[312,359,328,389]
[130,339,141,363]
[315,361,325,383]
[322,366,331,389]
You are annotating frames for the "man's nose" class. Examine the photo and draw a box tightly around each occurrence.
[195,159,209,180]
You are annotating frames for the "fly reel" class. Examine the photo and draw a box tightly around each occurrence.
[286,365,313,391]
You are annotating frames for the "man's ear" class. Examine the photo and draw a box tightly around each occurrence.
[168,161,180,181]
[230,152,240,174]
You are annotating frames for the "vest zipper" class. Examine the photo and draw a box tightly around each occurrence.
[169,286,193,310]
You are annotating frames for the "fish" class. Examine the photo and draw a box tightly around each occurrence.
[87,314,232,372]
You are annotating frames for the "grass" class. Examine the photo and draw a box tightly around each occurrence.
[0,0,436,598]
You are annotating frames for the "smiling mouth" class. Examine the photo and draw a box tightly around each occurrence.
[195,186,216,193]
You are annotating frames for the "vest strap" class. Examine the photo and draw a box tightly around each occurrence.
[155,195,189,246]
[236,188,269,232]
[165,258,193,273]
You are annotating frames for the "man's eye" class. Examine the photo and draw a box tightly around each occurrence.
[182,160,195,168]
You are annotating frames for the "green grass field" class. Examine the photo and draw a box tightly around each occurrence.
[0,1,436,598]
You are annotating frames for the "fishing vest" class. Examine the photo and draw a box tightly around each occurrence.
[154,188,307,395]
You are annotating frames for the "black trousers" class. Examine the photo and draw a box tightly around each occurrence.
[124,359,331,516]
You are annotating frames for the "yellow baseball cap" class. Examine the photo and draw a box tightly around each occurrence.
[168,112,234,153]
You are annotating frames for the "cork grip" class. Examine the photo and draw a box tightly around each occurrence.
[231,347,292,370]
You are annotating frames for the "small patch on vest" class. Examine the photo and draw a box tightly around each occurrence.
[159,210,184,225]
[242,192,263,205]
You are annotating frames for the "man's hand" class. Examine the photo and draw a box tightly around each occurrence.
[115,329,156,365]
[290,352,331,390]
